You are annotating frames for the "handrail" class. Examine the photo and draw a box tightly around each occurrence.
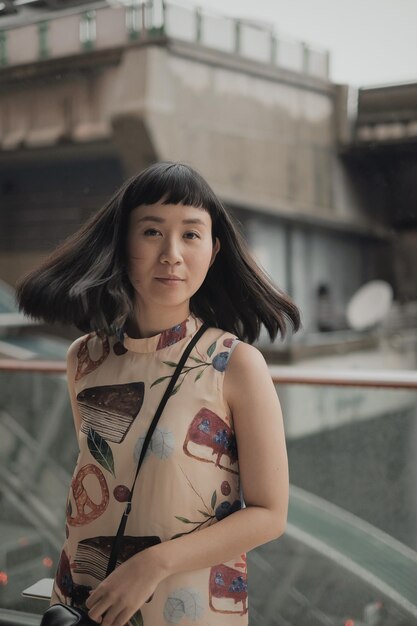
[0,609,40,626]
[1,359,417,388]
[0,360,66,373]
[0,0,329,80]
[270,365,417,389]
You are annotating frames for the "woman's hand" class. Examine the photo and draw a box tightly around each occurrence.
[85,546,167,626]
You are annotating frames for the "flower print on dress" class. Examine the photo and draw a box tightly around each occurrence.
[183,407,238,474]
[171,467,242,539]
[150,336,237,395]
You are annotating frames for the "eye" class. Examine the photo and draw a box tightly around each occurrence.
[144,228,161,236]
[185,232,200,239]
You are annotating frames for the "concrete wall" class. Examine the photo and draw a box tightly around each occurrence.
[1,39,381,232]
[0,37,385,323]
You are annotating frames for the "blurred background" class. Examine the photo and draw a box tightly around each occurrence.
[0,0,417,624]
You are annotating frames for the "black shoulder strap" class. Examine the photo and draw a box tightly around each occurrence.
[105,320,209,577]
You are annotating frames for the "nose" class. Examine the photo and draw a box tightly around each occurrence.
[159,236,182,265]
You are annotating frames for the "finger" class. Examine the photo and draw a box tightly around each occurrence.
[86,587,108,610]
[101,605,126,626]
[87,605,103,624]
[87,595,113,623]
[85,588,101,608]
[110,608,135,626]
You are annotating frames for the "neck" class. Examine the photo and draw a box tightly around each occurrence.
[125,302,192,339]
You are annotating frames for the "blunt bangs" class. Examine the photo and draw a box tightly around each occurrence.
[124,162,221,229]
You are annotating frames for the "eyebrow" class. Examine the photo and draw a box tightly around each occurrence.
[135,216,207,226]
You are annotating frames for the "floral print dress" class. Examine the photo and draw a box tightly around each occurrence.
[50,312,248,625]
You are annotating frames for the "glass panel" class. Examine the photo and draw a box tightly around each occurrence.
[308,48,329,80]
[200,13,235,53]
[0,370,76,613]
[247,382,417,624]
[240,24,271,64]
[164,4,196,42]
[277,38,304,73]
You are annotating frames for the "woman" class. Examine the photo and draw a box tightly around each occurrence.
[16,161,301,626]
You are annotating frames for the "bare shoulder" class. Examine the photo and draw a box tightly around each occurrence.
[223,341,272,412]
[226,341,267,371]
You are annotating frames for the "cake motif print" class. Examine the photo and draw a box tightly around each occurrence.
[73,535,162,582]
[183,407,238,473]
[77,382,144,443]
[209,555,248,616]
[53,547,93,610]
[54,548,73,602]
[75,331,110,381]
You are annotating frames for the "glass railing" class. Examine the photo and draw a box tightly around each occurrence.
[0,360,416,625]
[261,370,417,625]
[0,0,330,80]
[0,365,73,619]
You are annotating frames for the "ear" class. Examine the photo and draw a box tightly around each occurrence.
[209,237,221,268]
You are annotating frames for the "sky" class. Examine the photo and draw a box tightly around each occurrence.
[190,0,417,88]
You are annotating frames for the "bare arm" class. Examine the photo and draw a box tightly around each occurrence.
[148,341,289,577]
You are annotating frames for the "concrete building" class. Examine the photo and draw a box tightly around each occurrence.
[0,0,413,347]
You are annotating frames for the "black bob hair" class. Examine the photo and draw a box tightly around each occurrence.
[16,161,301,344]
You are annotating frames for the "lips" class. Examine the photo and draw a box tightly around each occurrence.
[156,277,184,285]
[155,277,183,281]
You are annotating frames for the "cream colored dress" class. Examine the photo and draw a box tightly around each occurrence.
[50,312,248,625]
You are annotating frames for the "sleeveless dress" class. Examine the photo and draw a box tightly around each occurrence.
[50,312,249,626]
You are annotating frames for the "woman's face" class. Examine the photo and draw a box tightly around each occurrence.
[126,202,221,310]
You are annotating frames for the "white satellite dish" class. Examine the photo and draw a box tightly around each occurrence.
[346,280,393,331]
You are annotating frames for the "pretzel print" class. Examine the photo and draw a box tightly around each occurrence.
[67,464,110,527]
[75,331,110,381]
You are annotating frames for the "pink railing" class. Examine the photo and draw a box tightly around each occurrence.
[1,359,416,388]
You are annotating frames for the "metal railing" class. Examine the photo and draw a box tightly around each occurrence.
[2,359,417,387]
[0,0,330,79]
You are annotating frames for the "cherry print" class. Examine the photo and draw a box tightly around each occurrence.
[113,485,131,502]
